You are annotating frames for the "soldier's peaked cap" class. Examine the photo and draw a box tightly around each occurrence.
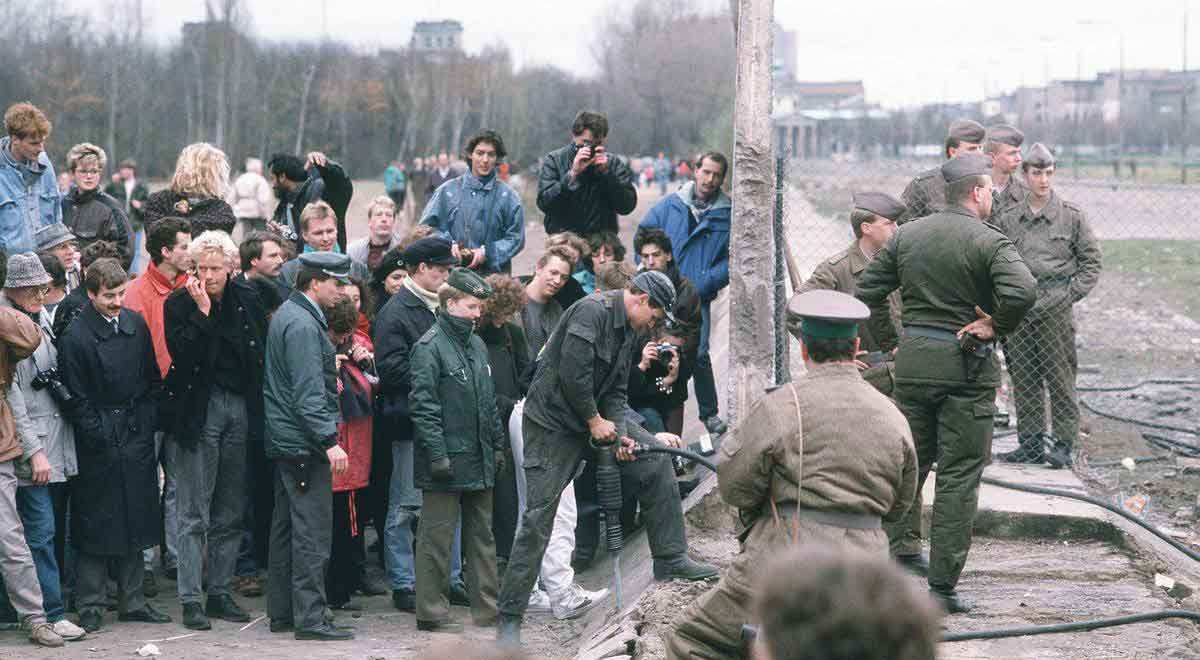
[941,152,993,183]
[852,192,906,222]
[986,124,1025,148]
[947,119,986,143]
[1025,142,1056,169]
[787,289,869,340]
[298,251,352,284]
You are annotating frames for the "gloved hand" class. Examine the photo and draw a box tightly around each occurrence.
[431,457,452,480]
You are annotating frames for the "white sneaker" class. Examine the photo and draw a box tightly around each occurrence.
[550,583,610,621]
[526,588,552,614]
[52,619,87,641]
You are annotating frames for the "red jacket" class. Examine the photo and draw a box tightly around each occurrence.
[332,329,374,493]
[124,263,186,378]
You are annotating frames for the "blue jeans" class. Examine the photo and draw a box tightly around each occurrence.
[384,442,461,591]
[635,407,668,434]
[16,485,64,622]
[694,301,720,420]
[130,228,147,275]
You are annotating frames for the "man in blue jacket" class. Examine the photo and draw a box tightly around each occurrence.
[0,103,62,254]
[421,130,525,274]
[637,151,731,436]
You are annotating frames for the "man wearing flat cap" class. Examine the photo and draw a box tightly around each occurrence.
[899,119,986,223]
[993,143,1101,468]
[787,192,927,573]
[408,268,504,632]
[497,269,678,645]
[858,151,1036,614]
[985,124,1029,219]
[263,251,354,641]
[669,289,918,659]
[374,236,470,613]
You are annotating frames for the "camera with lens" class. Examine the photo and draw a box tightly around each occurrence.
[648,342,677,377]
[458,246,475,267]
[31,368,74,407]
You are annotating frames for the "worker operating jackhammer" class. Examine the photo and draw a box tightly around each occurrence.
[497,272,714,646]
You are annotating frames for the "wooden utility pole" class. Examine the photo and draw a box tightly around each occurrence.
[727,0,777,425]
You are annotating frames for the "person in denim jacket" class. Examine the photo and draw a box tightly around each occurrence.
[0,104,62,254]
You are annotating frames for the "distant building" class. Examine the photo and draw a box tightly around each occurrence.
[773,23,797,82]
[411,20,463,52]
[773,80,888,158]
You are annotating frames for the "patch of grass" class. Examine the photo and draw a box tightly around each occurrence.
[1101,239,1200,317]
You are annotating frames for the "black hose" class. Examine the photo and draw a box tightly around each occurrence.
[1079,399,1199,437]
[1077,378,1199,393]
[941,609,1200,642]
[631,444,719,473]
[1143,433,1200,457]
[979,475,1200,563]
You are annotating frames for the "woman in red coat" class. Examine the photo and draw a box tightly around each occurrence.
[324,295,383,609]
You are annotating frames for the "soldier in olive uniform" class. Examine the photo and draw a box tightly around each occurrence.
[786,192,929,575]
[985,124,1029,220]
[668,290,918,659]
[898,119,986,224]
[409,268,503,632]
[994,143,1102,468]
[858,152,1036,613]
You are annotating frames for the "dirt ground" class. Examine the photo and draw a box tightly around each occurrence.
[628,488,1200,659]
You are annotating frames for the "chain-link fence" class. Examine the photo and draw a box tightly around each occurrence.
[780,156,1200,540]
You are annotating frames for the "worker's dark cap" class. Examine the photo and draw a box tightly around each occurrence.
[298,251,352,284]
[402,236,457,267]
[852,192,906,222]
[787,289,869,339]
[941,152,994,183]
[632,270,678,325]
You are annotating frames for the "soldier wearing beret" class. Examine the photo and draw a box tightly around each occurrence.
[408,268,504,632]
[994,143,1102,467]
[899,119,986,224]
[263,251,354,640]
[786,192,929,574]
[668,290,918,658]
[858,152,1037,613]
[985,124,1029,220]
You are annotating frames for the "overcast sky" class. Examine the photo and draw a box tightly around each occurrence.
[76,0,1200,109]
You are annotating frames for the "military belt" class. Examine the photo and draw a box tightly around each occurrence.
[902,325,959,343]
[774,502,882,530]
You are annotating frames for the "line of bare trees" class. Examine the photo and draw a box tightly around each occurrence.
[0,0,735,180]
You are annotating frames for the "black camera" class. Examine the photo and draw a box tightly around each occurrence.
[649,342,677,377]
[459,246,475,267]
[31,368,74,407]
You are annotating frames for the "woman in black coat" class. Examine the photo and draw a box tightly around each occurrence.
[143,143,237,236]
[58,266,168,627]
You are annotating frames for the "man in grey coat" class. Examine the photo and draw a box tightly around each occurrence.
[263,251,353,641]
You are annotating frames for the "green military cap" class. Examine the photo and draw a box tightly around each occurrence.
[941,152,993,183]
[787,289,870,340]
[948,119,986,143]
[298,251,352,284]
[447,267,492,299]
[852,191,906,222]
[1025,142,1056,169]
[986,124,1024,147]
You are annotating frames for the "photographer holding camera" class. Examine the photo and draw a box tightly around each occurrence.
[536,111,637,238]
[420,130,525,275]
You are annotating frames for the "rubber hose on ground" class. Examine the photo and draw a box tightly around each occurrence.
[941,609,1200,642]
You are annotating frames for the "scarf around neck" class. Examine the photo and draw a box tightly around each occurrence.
[404,277,439,312]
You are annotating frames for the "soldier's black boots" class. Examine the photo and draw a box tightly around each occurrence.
[1044,436,1073,470]
[895,553,929,577]
[653,555,720,582]
[930,588,973,614]
[997,434,1045,464]
[497,614,522,646]
[182,602,211,630]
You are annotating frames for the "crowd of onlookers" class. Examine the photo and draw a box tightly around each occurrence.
[0,100,739,650]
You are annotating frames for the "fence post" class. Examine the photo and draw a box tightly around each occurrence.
[773,155,789,385]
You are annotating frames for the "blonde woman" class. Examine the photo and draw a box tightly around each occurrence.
[59,142,134,268]
[144,143,236,236]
